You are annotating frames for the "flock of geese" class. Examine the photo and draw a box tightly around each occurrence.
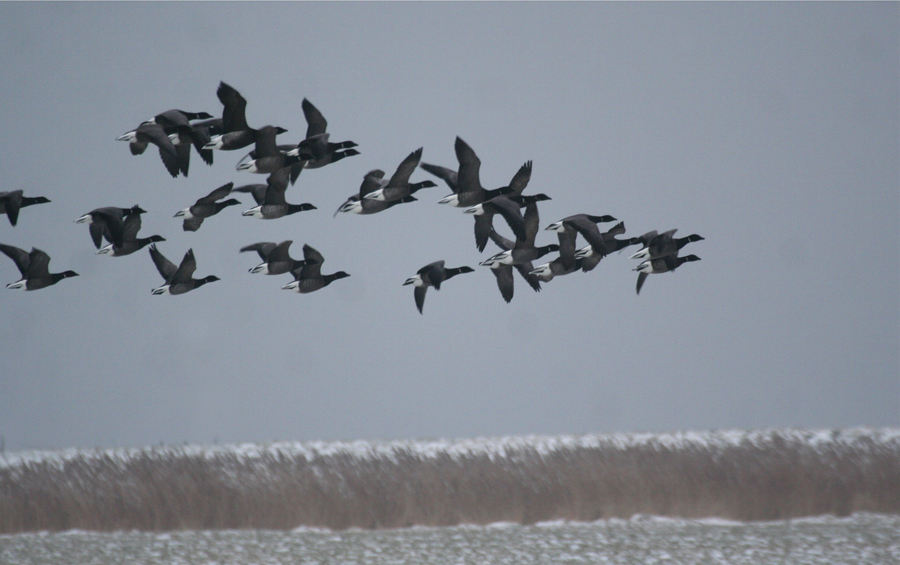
[0,81,703,312]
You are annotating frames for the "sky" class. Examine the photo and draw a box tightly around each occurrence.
[0,2,897,452]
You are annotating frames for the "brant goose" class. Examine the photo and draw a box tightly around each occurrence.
[479,199,558,268]
[335,169,417,216]
[403,260,474,314]
[240,167,316,219]
[629,229,705,260]
[0,190,50,226]
[75,205,146,249]
[284,98,359,169]
[634,254,701,295]
[529,256,585,282]
[141,109,214,129]
[240,240,315,275]
[116,123,183,177]
[1,244,78,290]
[149,244,219,295]
[545,213,618,269]
[481,229,544,302]
[281,244,349,293]
[97,212,164,257]
[572,221,639,272]
[437,137,516,207]
[235,125,301,174]
[203,82,272,152]
[175,182,241,231]
[363,148,438,202]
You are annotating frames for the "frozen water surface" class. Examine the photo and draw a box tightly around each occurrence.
[1,513,897,565]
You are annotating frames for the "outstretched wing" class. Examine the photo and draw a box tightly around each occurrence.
[0,243,31,276]
[302,98,328,138]
[149,244,178,281]
[387,147,423,188]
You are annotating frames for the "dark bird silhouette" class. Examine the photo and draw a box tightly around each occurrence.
[281,245,349,293]
[175,182,241,231]
[239,167,316,219]
[204,82,285,152]
[436,137,516,207]
[97,212,164,257]
[0,190,50,226]
[149,244,219,295]
[629,229,705,260]
[403,260,474,314]
[285,98,359,172]
[75,205,146,249]
[240,240,316,275]
[363,147,438,202]
[634,254,701,295]
[335,169,417,216]
[1,244,78,290]
[545,213,618,269]
[572,221,639,272]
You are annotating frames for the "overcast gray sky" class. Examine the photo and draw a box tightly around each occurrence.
[0,2,897,451]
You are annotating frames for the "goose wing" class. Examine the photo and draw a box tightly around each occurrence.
[149,244,178,282]
[387,147,423,188]
[197,182,234,205]
[294,244,324,279]
[413,286,428,314]
[171,248,198,284]
[240,242,277,261]
[301,98,328,138]
[1,191,22,226]
[419,163,459,193]
[455,137,483,195]
[267,240,293,264]
[505,160,532,197]
[232,183,268,205]
[24,248,51,279]
[218,82,249,132]
[122,213,142,241]
[0,243,31,276]
[359,169,387,199]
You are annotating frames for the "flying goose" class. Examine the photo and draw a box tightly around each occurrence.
[335,169,417,216]
[240,240,315,275]
[437,137,517,207]
[572,221,639,272]
[1,244,78,290]
[149,244,219,295]
[141,109,214,129]
[284,98,359,170]
[544,213,618,269]
[235,125,302,174]
[240,167,316,219]
[403,260,474,314]
[75,205,146,249]
[363,148,438,202]
[529,256,585,282]
[634,254,701,295]
[281,244,349,293]
[481,229,544,303]
[175,182,241,231]
[204,82,276,152]
[479,198,558,268]
[629,229,705,260]
[116,123,183,178]
[97,212,164,257]
[0,190,50,226]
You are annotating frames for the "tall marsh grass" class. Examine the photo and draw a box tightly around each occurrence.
[1,429,897,533]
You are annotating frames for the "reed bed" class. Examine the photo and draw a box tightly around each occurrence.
[1,428,897,533]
